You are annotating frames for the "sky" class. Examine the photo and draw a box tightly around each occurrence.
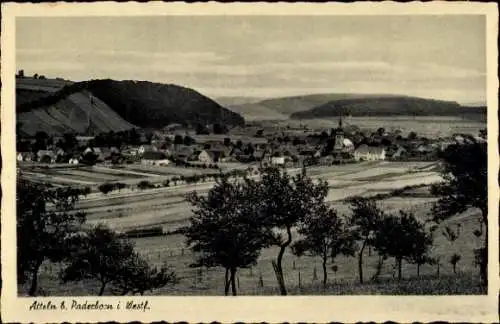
[16,15,486,103]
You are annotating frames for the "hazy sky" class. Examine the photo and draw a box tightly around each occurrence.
[17,15,486,103]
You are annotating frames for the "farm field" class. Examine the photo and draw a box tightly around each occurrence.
[67,161,440,232]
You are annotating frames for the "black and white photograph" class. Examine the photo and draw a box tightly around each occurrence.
[1,2,498,323]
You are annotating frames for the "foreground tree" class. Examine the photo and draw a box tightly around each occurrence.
[184,175,269,296]
[61,225,176,296]
[257,167,329,295]
[347,197,384,284]
[373,210,433,281]
[292,205,356,287]
[17,180,86,296]
[431,141,487,287]
[111,253,178,296]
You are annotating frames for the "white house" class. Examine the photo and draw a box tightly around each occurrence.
[271,156,286,165]
[69,158,80,165]
[354,145,386,162]
[141,151,170,166]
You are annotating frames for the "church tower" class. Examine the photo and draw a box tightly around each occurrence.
[333,114,344,151]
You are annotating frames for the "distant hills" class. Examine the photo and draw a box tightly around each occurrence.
[16,77,244,136]
[224,93,486,121]
[291,96,486,119]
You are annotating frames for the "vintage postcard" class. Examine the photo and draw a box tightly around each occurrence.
[1,2,499,323]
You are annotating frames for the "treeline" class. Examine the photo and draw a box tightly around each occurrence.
[17,180,178,296]
[97,169,252,195]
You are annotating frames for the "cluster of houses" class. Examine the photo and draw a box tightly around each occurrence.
[17,120,483,168]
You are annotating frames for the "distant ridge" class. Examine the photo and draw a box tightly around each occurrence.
[225,93,411,120]
[290,95,487,119]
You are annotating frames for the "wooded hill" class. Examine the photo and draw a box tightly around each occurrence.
[16,77,244,136]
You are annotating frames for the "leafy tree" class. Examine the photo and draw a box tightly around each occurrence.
[110,253,177,296]
[184,175,269,295]
[373,210,433,281]
[34,131,49,151]
[479,128,487,139]
[61,225,176,295]
[347,196,384,284]
[449,253,461,274]
[255,129,264,137]
[17,180,86,296]
[223,137,232,147]
[98,182,115,195]
[195,123,210,135]
[213,123,228,135]
[377,127,386,136]
[183,135,195,146]
[430,142,487,286]
[62,133,78,151]
[81,152,98,166]
[292,205,356,287]
[408,131,418,140]
[115,182,127,192]
[137,180,153,190]
[256,167,329,295]
[174,135,184,145]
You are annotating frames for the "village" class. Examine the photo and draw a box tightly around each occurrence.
[17,117,484,173]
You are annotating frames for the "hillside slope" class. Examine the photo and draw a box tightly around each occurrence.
[291,96,487,119]
[17,78,245,136]
[17,89,135,136]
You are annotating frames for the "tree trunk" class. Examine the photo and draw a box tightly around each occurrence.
[417,263,420,278]
[273,225,292,295]
[224,268,231,296]
[371,255,384,282]
[98,281,106,296]
[453,264,457,274]
[28,261,42,297]
[230,268,237,296]
[358,240,367,284]
[397,258,403,281]
[479,206,488,289]
[322,256,328,288]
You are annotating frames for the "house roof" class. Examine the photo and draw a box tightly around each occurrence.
[355,145,385,155]
[142,151,168,160]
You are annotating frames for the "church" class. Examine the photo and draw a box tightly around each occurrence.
[331,115,355,153]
